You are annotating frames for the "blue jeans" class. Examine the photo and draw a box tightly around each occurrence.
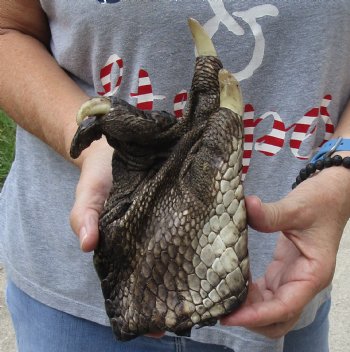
[6,280,329,352]
[5,280,233,352]
[283,299,330,352]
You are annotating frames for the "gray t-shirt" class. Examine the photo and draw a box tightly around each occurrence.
[1,1,350,351]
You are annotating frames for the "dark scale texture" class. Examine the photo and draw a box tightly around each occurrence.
[71,54,249,340]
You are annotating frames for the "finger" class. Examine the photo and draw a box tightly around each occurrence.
[76,209,100,252]
[221,281,313,328]
[248,317,300,339]
[70,176,109,252]
[145,332,165,339]
[70,139,113,251]
[220,277,270,322]
[242,280,264,305]
[221,297,293,327]
[70,196,101,252]
[245,195,306,233]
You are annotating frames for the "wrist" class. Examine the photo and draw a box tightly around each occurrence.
[314,165,350,221]
[76,138,113,170]
[293,138,350,188]
[310,137,350,163]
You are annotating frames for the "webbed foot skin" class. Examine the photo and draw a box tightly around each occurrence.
[70,18,249,341]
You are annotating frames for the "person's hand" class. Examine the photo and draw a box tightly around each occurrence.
[70,139,114,252]
[69,138,166,340]
[221,165,350,338]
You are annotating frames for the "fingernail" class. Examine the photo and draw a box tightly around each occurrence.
[253,195,262,206]
[79,227,88,250]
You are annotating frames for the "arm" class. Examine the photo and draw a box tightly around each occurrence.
[0,0,88,164]
[221,100,350,337]
[0,0,113,250]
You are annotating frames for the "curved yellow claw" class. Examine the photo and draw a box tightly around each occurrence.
[218,69,243,116]
[188,18,217,57]
[76,97,112,125]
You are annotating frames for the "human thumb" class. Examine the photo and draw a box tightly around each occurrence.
[245,195,301,233]
[70,202,100,252]
[70,166,111,252]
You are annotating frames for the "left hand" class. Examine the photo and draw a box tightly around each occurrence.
[221,165,350,338]
[70,139,114,252]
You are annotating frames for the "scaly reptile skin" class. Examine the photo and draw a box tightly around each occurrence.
[70,20,249,341]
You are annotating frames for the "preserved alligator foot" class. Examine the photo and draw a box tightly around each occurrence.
[70,18,249,341]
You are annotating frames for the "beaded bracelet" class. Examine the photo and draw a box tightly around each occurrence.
[292,155,350,189]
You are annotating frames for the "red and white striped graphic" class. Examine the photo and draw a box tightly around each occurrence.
[95,55,335,179]
[173,90,188,118]
[242,107,286,179]
[242,95,334,177]
[289,95,334,159]
[319,95,334,146]
[98,54,123,96]
[254,112,286,156]
[242,104,255,179]
[289,107,319,160]
[130,69,165,110]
